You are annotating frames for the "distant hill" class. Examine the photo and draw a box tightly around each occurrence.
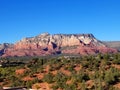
[0,43,13,56]
[103,41,120,51]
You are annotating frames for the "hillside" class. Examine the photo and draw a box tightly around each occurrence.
[0,54,120,90]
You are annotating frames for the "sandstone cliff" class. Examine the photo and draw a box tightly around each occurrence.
[1,33,118,57]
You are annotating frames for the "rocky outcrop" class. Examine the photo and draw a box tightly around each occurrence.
[1,33,118,57]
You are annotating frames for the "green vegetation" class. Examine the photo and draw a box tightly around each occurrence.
[0,53,120,89]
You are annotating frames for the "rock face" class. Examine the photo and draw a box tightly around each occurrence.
[1,33,118,57]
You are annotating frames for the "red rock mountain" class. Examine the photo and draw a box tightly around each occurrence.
[1,33,118,57]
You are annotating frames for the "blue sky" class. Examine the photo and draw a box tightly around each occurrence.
[0,0,120,43]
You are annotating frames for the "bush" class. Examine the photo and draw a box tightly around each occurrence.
[42,73,54,83]
[104,67,120,85]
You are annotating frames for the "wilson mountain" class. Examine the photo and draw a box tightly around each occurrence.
[0,33,118,57]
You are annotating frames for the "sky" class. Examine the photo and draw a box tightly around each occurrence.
[0,0,120,43]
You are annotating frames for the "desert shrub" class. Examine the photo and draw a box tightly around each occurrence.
[52,85,59,90]
[0,77,4,82]
[25,81,33,88]
[104,67,120,85]
[64,84,77,90]
[72,72,90,83]
[113,59,120,64]
[81,80,87,90]
[42,73,54,83]
[67,65,75,72]
[10,79,24,87]
[56,82,66,89]
[81,61,89,68]
[51,63,63,70]
[53,72,68,83]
